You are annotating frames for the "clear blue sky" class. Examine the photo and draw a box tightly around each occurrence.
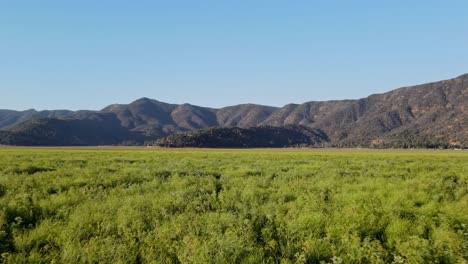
[1,1,467,110]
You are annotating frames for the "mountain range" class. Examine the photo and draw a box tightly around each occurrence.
[0,74,467,148]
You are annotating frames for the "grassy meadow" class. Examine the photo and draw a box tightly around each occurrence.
[0,149,467,263]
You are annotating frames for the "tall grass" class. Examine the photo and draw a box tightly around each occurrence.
[0,149,467,263]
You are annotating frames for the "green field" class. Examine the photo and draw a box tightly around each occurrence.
[0,149,467,263]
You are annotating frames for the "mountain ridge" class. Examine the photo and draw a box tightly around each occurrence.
[1,74,467,147]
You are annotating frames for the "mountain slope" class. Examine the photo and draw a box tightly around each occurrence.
[216,104,278,127]
[0,109,86,130]
[1,74,466,147]
[1,113,138,146]
[255,74,467,147]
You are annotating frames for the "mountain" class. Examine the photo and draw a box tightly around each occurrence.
[0,113,140,146]
[0,109,88,130]
[153,125,329,148]
[0,74,466,147]
[216,104,278,127]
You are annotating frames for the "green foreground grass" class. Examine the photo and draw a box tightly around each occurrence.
[0,149,467,263]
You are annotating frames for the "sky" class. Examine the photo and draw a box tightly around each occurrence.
[1,1,467,111]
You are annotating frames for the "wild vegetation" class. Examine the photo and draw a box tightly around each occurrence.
[0,149,467,263]
[153,126,329,148]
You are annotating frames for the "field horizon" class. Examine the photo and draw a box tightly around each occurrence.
[0,146,466,153]
[2,2,467,263]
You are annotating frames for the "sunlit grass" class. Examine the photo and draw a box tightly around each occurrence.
[0,149,467,263]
